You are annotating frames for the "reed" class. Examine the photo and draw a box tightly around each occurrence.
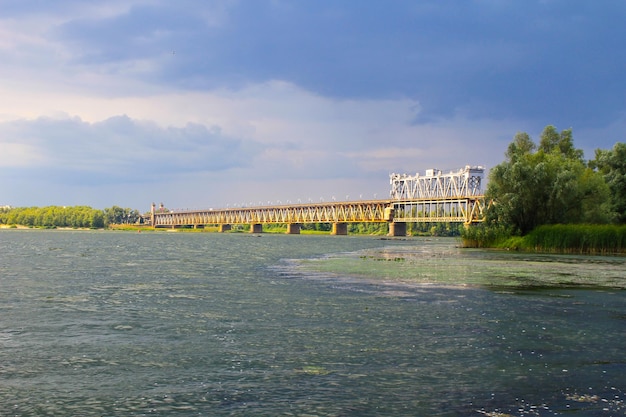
[523,224,626,255]
[460,224,512,248]
[461,223,626,255]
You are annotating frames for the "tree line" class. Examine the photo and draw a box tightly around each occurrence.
[463,125,626,251]
[0,206,142,229]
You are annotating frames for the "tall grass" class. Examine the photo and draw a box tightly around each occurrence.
[462,223,626,255]
[524,224,626,255]
[460,224,512,248]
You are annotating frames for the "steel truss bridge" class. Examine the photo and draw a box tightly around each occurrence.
[150,166,486,236]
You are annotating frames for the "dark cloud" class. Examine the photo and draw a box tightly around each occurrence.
[0,115,259,186]
[54,3,206,66]
[51,0,626,127]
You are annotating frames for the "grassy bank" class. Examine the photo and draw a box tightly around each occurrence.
[462,224,626,255]
[523,224,626,254]
[459,225,512,248]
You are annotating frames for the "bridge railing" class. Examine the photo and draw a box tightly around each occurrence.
[151,200,393,227]
[150,196,485,228]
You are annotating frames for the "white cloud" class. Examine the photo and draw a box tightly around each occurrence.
[0,76,522,208]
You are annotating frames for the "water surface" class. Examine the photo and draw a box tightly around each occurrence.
[1,230,625,416]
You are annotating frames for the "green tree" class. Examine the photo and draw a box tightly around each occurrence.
[538,125,584,161]
[103,206,139,225]
[591,142,626,223]
[506,131,536,162]
[486,126,610,234]
[0,205,120,228]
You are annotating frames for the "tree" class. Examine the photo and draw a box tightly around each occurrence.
[505,132,535,162]
[538,125,584,161]
[486,126,611,234]
[103,206,139,225]
[591,142,626,223]
[0,205,124,228]
[92,210,105,228]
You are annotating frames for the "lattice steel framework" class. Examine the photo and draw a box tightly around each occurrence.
[151,198,485,228]
[391,197,485,224]
[151,166,487,228]
[152,200,392,228]
[390,165,485,200]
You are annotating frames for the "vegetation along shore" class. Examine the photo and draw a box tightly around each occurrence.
[461,125,626,255]
[0,206,140,229]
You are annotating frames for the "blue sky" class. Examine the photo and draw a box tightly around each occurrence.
[1,0,625,210]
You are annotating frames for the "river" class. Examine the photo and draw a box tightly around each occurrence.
[1,230,625,416]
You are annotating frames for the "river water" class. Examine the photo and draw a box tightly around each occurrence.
[1,230,625,416]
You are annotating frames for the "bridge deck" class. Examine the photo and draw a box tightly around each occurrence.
[151,197,485,228]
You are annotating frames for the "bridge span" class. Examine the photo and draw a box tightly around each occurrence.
[149,165,486,236]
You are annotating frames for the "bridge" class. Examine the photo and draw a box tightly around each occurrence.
[150,165,486,236]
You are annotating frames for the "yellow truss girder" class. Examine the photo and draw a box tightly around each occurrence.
[391,197,485,224]
[152,197,485,228]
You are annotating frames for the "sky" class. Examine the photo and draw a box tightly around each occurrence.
[1,0,625,211]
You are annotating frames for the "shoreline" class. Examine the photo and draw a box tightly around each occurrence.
[0,225,102,231]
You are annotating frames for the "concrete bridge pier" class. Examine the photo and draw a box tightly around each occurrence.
[388,222,407,237]
[219,224,231,233]
[250,223,263,233]
[331,222,348,235]
[286,223,301,234]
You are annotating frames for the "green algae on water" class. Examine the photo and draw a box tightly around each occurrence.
[297,238,626,289]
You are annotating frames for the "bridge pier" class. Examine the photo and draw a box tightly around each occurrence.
[219,224,231,233]
[388,222,407,237]
[331,222,348,235]
[286,223,301,234]
[250,223,263,234]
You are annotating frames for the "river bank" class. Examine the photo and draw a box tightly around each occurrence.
[462,224,626,256]
[0,224,97,231]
